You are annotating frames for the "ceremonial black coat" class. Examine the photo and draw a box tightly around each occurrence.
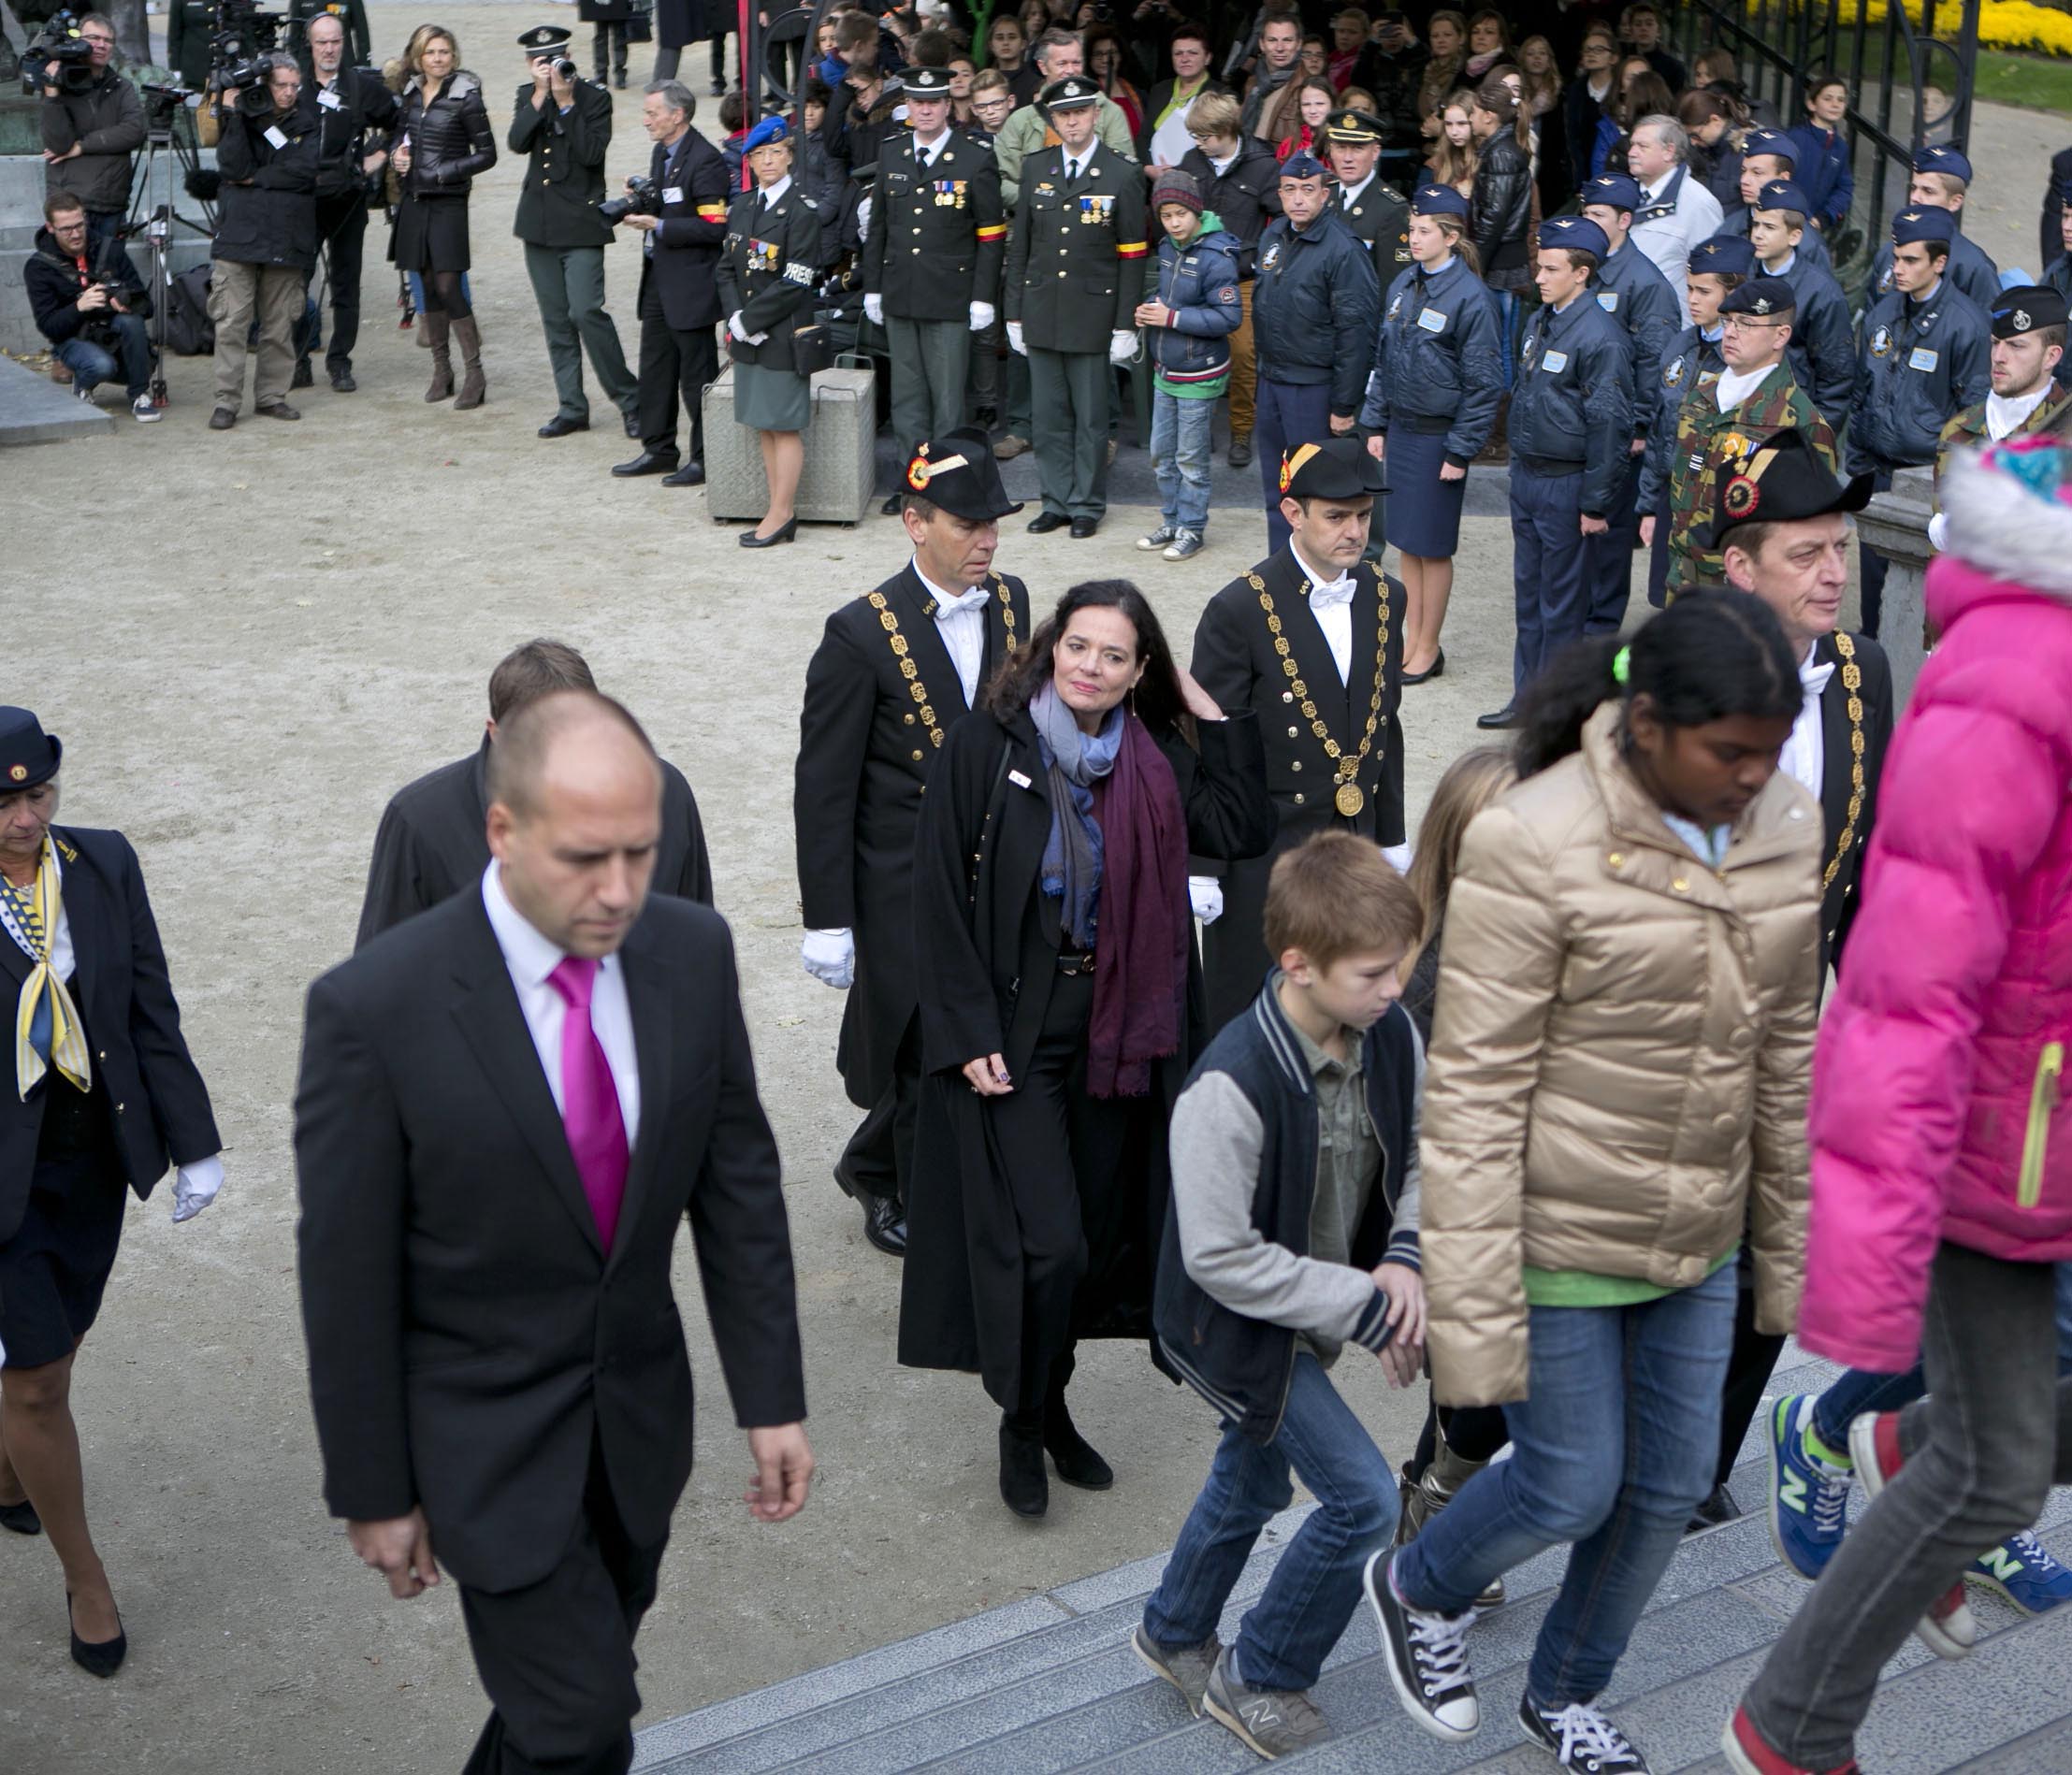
[793,566,1030,1110]
[1191,547,1407,1032]
[897,704,1272,1405]
[1814,628,1893,971]
[355,737,714,950]
[509,78,617,249]
[1336,173,1412,287]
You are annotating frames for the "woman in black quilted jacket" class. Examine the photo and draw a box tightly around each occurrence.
[1467,77,1531,395]
[391,26,498,410]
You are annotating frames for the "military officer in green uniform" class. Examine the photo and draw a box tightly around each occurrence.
[1932,284,2072,545]
[1003,75,1148,540]
[289,0,371,68]
[1640,276,1836,599]
[165,0,219,90]
[1323,108,1410,289]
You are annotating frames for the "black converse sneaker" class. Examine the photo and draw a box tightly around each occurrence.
[1517,1694,1652,1772]
[1364,1549,1479,1740]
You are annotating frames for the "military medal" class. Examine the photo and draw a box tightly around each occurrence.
[1334,781,1365,817]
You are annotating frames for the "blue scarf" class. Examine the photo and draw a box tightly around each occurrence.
[1031,682,1123,949]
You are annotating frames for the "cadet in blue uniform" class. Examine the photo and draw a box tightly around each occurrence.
[1357,184,1501,682]
[1482,214,1633,730]
[1746,179,1854,429]
[1715,129,1833,274]
[1251,151,1379,555]
[1848,205,1992,636]
[1866,146,2001,314]
[1636,232,1747,608]
[1577,174,1682,637]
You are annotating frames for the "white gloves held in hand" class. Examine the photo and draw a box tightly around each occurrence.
[969,300,995,331]
[802,928,856,989]
[1188,876,1224,925]
[1006,320,1026,355]
[172,1154,225,1224]
[863,293,884,326]
[1108,330,1136,366]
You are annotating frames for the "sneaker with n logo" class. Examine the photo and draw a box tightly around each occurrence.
[1968,1529,2072,1615]
[1768,1393,1854,1580]
[1200,1645,1331,1758]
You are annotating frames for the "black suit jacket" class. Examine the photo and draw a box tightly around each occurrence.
[642,127,732,332]
[295,888,804,1593]
[0,828,220,1243]
[1816,628,1893,970]
[792,565,1030,1108]
[355,736,714,950]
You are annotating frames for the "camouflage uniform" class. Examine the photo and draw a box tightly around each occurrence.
[1935,384,2072,494]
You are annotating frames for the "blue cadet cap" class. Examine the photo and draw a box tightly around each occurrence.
[1740,127,1797,166]
[1541,214,1610,258]
[1891,206,1956,245]
[1411,183,1470,220]
[1581,173,1643,214]
[1753,180,1813,216]
[1720,276,1796,317]
[1690,233,1755,277]
[743,114,790,151]
[1279,151,1327,180]
[1914,143,1973,183]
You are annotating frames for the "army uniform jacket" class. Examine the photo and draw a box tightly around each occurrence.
[1935,383,2072,493]
[1253,209,1379,416]
[1662,363,1836,598]
[865,130,1007,319]
[1637,324,1725,512]
[1870,231,2000,315]
[1847,280,1992,474]
[1335,173,1411,286]
[1768,249,1856,429]
[1002,141,1147,354]
[509,80,616,249]
[716,180,823,369]
[792,565,1030,1108]
[1513,291,1636,519]
[1357,254,1503,466]
[1592,242,1682,440]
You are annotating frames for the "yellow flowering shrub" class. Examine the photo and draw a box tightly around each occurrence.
[1854,0,2072,55]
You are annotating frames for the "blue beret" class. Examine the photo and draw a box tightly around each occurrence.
[1741,128,1797,166]
[1891,206,1957,246]
[1411,183,1470,220]
[1753,180,1813,217]
[1689,233,1756,277]
[744,115,790,152]
[1914,144,1972,183]
[1540,214,1609,259]
[1581,173,1643,214]
[1280,152,1327,180]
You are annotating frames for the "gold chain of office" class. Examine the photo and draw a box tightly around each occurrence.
[866,577,1020,752]
[1822,631,1864,894]
[1249,572,1387,818]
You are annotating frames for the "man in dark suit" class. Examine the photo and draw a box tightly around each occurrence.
[356,639,713,949]
[793,432,1033,1255]
[611,78,732,484]
[1189,439,1408,1033]
[297,691,812,1775]
[511,27,641,441]
[297,9,398,393]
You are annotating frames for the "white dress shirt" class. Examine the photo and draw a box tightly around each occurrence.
[757,173,793,210]
[1339,173,1374,212]
[1715,361,1775,411]
[914,128,949,168]
[1780,643,1833,801]
[1292,545,1355,683]
[916,558,990,706]
[482,861,642,1146]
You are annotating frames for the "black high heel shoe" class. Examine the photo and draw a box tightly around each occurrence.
[1399,647,1446,685]
[739,516,798,549]
[0,1495,42,1536]
[68,1592,127,1679]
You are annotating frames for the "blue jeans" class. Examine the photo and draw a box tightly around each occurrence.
[1395,1263,1736,1708]
[1151,388,1214,534]
[1143,1352,1398,1692]
[56,314,151,399]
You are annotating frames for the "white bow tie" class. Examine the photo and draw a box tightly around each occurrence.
[1800,658,1835,698]
[1308,577,1355,611]
[936,584,991,614]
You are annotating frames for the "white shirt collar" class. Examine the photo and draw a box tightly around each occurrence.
[914,556,989,612]
[759,173,793,206]
[1987,383,2052,440]
[1340,172,1373,206]
[1209,150,1236,173]
[1291,543,1354,602]
[914,126,949,158]
[482,859,572,992]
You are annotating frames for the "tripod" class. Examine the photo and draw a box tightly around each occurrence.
[124,96,216,407]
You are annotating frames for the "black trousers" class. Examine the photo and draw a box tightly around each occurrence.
[634,277,717,461]
[591,21,628,79]
[457,1439,667,1775]
[837,1016,920,1209]
[311,188,369,372]
[1714,1257,1787,1492]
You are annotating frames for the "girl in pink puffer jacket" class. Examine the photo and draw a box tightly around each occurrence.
[1729,436,2072,1775]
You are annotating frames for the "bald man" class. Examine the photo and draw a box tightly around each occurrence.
[296,690,811,1775]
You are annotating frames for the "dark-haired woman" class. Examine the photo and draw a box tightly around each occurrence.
[1367,595,1821,1770]
[1467,79,1530,397]
[902,583,1274,1520]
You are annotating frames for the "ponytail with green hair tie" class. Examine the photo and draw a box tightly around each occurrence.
[1612,645,1631,686]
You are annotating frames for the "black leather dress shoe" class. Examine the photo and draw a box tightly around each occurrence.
[1027,512,1068,534]
[661,460,705,487]
[0,1496,41,1535]
[612,449,679,477]
[68,1594,126,1679]
[622,410,641,439]
[1069,516,1099,540]
[1686,1482,1742,1535]
[999,1414,1049,1518]
[539,414,591,439]
[881,492,904,516]
[1044,1397,1113,1491]
[1400,647,1446,685]
[1475,703,1521,730]
[862,1193,907,1256]
[740,516,798,547]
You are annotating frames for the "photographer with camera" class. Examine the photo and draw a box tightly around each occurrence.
[295,9,397,394]
[611,79,730,484]
[36,12,143,253]
[25,192,159,422]
[510,25,640,442]
[209,51,318,427]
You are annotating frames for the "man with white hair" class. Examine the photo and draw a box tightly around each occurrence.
[1628,113,1724,321]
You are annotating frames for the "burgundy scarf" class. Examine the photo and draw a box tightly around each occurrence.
[1085,715,1189,1099]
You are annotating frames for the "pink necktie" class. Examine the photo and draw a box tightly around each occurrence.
[548,957,630,1251]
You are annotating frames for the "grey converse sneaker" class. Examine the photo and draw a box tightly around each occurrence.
[1163,528,1205,560]
[1137,524,1178,551]
[1131,1623,1219,1717]
[1202,1645,1331,1758]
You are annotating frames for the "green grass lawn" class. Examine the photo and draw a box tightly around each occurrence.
[1974,49,2072,113]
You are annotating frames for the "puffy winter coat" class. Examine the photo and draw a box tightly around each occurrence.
[398,70,497,199]
[1470,131,1532,277]
[1419,700,1822,1406]
[1142,218,1243,383]
[1799,441,2072,1374]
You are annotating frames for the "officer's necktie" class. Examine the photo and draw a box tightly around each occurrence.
[548,956,629,1251]
[4,841,90,1102]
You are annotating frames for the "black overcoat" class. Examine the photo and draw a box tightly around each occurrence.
[642,126,733,332]
[896,703,1272,1404]
[1816,628,1893,972]
[509,77,617,249]
[793,566,1031,1110]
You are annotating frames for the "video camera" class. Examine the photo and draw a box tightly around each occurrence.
[208,0,287,98]
[598,176,661,224]
[20,9,95,98]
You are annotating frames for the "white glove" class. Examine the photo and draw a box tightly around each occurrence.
[1108,329,1136,366]
[856,194,872,241]
[728,310,750,342]
[802,928,856,989]
[1188,876,1224,925]
[1006,320,1026,355]
[863,293,884,326]
[969,299,995,331]
[1927,509,1949,553]
[172,1154,225,1224]
[1381,842,1413,875]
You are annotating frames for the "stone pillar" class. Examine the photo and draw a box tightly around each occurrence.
[1855,463,1935,707]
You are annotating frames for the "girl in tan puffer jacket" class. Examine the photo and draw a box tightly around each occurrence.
[1367,594,1822,1770]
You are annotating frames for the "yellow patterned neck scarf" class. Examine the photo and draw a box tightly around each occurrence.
[5,841,91,1101]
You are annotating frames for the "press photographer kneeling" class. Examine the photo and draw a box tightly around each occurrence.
[210,51,319,428]
[25,192,158,422]
[36,10,143,254]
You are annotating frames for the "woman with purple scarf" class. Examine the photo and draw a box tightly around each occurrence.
[902,582,1274,1520]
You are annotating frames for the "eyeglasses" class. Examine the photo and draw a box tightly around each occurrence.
[81,30,115,43]
[1720,314,1785,331]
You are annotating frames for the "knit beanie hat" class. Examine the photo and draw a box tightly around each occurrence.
[1152,168,1204,216]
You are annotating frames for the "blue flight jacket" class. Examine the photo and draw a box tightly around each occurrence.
[1253,207,1380,416]
[1592,241,1682,439]
[1868,229,2001,315]
[1847,278,1992,472]
[1763,249,1856,428]
[1512,287,1636,519]
[1356,253,1504,467]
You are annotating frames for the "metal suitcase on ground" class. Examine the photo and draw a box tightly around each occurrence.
[703,359,877,526]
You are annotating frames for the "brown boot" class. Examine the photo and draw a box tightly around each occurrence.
[423,311,454,401]
[1397,1423,1505,1609]
[450,314,485,411]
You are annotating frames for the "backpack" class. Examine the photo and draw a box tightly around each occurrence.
[163,263,215,355]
